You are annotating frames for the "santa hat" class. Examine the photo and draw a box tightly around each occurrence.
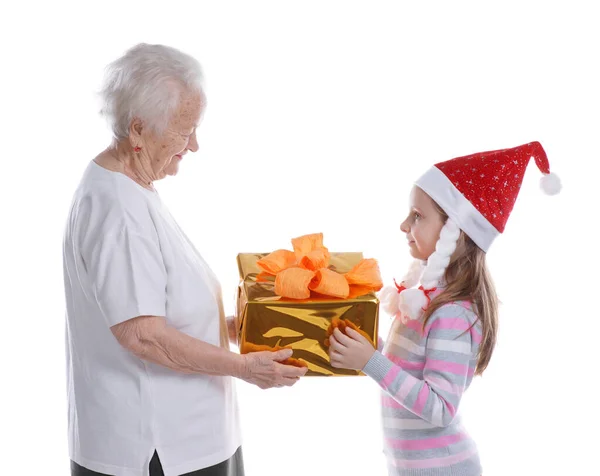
[381,141,561,322]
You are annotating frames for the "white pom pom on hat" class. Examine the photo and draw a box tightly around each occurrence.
[379,285,401,317]
[378,259,425,321]
[398,287,429,321]
[540,171,562,195]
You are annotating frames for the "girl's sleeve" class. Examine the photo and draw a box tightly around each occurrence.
[363,304,480,427]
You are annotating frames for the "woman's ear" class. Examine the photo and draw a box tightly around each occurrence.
[128,118,144,147]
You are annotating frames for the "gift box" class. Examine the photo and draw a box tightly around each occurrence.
[235,235,381,376]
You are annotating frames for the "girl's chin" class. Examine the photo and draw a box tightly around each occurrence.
[408,248,425,261]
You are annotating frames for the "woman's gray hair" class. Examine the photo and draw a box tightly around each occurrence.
[100,43,205,140]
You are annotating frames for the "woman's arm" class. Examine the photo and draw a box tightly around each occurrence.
[112,315,307,388]
[226,315,239,346]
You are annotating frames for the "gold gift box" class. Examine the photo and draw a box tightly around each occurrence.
[235,252,379,376]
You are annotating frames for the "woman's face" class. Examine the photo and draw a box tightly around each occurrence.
[132,89,204,180]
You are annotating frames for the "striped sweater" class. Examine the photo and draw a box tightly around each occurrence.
[363,291,483,476]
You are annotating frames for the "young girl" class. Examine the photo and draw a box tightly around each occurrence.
[328,141,561,476]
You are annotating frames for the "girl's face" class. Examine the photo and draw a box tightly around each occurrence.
[400,186,446,260]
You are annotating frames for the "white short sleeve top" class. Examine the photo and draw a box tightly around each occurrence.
[63,161,241,476]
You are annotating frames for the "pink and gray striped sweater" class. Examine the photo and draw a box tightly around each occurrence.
[363,290,483,476]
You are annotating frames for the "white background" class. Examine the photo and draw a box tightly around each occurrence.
[1,1,598,475]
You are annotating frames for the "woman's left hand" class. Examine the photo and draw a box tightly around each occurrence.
[328,327,376,371]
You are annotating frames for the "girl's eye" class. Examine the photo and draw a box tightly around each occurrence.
[413,212,421,220]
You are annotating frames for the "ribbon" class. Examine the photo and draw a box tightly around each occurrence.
[256,233,383,300]
[418,285,437,310]
[393,278,406,294]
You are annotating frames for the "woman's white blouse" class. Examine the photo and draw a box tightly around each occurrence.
[63,161,241,476]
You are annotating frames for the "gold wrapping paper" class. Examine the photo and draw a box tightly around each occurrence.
[235,252,379,376]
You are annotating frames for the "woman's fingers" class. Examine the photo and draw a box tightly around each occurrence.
[277,361,308,379]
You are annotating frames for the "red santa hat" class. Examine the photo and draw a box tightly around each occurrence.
[416,140,561,252]
[380,141,561,322]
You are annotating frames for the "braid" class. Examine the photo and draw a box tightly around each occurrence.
[421,219,461,288]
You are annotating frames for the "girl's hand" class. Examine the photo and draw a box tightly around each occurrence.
[328,327,376,371]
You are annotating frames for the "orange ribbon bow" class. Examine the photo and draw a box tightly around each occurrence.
[256,233,383,300]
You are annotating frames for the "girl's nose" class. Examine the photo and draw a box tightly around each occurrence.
[400,218,409,234]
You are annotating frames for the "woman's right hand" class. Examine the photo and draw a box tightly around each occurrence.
[240,349,308,389]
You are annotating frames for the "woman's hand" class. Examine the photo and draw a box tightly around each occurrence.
[328,327,376,371]
[241,349,308,389]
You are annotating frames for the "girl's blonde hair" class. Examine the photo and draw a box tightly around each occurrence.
[423,202,499,376]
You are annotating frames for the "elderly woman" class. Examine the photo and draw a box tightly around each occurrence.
[63,43,307,476]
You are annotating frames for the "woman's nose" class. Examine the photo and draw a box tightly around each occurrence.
[187,131,199,153]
